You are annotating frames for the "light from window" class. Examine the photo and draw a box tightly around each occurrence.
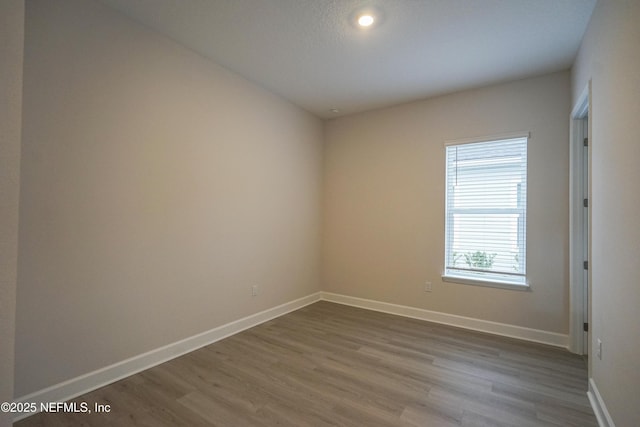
[444,135,528,286]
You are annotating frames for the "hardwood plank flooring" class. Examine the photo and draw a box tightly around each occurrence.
[16,301,597,426]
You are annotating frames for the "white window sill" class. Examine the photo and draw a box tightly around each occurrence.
[442,275,530,291]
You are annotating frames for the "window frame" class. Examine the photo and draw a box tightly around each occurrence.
[442,132,530,291]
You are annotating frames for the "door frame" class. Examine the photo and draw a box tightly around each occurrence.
[569,82,591,355]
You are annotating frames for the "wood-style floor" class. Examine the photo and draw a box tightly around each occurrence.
[16,301,597,427]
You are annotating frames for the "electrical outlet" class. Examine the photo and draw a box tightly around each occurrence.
[424,281,432,292]
[252,285,259,297]
[597,338,602,360]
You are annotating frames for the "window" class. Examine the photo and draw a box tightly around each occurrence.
[443,135,528,287]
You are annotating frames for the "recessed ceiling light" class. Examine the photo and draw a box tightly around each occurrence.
[357,14,375,27]
[329,108,340,114]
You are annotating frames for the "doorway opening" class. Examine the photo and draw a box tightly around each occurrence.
[569,84,590,355]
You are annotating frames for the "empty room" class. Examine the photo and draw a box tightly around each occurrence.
[1,0,639,426]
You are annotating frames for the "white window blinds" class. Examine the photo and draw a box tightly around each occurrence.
[444,136,528,285]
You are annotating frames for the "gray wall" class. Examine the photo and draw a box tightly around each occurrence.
[323,72,571,334]
[0,0,24,426]
[16,0,323,397]
[572,0,640,425]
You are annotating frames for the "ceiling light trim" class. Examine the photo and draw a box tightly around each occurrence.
[350,6,383,30]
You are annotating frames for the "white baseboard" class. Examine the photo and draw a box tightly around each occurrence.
[320,292,568,348]
[588,378,616,427]
[15,290,571,422]
[13,292,321,422]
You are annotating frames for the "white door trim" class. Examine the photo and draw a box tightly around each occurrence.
[569,83,590,355]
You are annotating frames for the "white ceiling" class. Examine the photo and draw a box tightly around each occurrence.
[96,0,597,118]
